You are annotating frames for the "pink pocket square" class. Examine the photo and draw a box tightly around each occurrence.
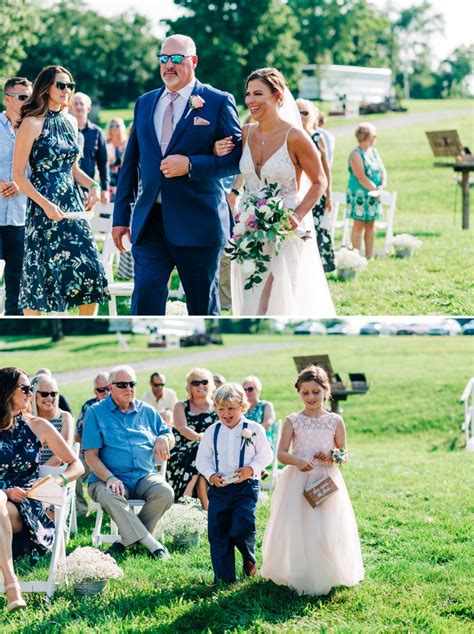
[194,116,210,126]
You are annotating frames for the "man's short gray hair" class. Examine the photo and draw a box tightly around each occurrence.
[73,91,92,108]
[109,365,136,383]
[161,34,196,55]
[94,371,110,385]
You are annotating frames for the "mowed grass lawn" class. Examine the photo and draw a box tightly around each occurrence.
[3,333,474,632]
[99,99,473,316]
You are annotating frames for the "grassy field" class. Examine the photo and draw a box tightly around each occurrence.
[2,333,473,632]
[96,99,473,316]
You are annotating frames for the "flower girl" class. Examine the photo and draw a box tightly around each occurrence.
[261,365,364,595]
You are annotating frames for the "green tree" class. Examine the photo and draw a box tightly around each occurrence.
[18,0,160,107]
[0,0,42,79]
[435,45,474,98]
[164,0,306,102]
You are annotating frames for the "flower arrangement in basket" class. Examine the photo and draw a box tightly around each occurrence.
[165,300,188,315]
[390,233,422,258]
[225,181,309,290]
[58,546,124,596]
[335,247,368,280]
[160,498,208,548]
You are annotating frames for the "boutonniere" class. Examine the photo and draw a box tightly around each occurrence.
[241,427,256,448]
[185,94,205,118]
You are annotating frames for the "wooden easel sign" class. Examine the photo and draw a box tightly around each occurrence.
[426,130,463,157]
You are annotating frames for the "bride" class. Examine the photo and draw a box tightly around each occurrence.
[216,67,335,316]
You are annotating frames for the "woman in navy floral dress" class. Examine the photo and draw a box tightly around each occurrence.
[0,367,83,612]
[13,65,110,315]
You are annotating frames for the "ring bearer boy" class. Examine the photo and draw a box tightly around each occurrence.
[196,383,273,584]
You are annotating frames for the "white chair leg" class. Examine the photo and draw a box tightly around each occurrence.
[92,506,104,545]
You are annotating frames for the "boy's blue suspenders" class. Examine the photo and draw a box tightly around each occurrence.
[213,421,249,473]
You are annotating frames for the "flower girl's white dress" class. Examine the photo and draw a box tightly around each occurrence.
[261,412,364,596]
[231,127,335,317]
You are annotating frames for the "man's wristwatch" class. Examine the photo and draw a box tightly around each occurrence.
[187,159,192,178]
[231,188,241,196]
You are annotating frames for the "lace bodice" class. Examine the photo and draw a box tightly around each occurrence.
[238,126,299,209]
[288,412,340,461]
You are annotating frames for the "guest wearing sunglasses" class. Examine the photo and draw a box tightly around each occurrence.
[0,367,83,612]
[31,374,74,466]
[242,375,275,441]
[168,368,218,510]
[0,77,32,315]
[141,371,178,427]
[112,34,242,316]
[74,371,110,517]
[83,365,175,560]
[13,65,110,315]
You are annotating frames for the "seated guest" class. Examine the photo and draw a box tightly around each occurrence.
[213,374,226,389]
[141,372,178,427]
[83,365,174,560]
[0,367,83,612]
[196,383,273,585]
[32,374,74,465]
[168,369,218,510]
[34,367,72,414]
[242,375,275,440]
[74,371,110,517]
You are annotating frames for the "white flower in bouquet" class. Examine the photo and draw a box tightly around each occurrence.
[58,546,124,586]
[242,259,257,275]
[166,300,188,316]
[391,233,422,250]
[335,247,368,272]
[258,204,273,220]
[234,221,247,235]
[160,498,208,540]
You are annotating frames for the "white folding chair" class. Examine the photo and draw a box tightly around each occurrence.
[329,191,348,242]
[101,232,133,316]
[0,465,76,602]
[89,202,113,247]
[260,420,282,492]
[91,461,167,546]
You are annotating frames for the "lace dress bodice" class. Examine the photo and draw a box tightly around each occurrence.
[238,126,299,209]
[288,412,340,461]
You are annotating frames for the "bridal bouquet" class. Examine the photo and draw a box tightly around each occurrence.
[225,181,294,290]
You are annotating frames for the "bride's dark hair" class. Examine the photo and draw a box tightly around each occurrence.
[17,65,74,129]
[246,68,287,104]
[0,367,27,431]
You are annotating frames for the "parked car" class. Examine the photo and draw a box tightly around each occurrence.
[359,322,394,335]
[462,320,474,335]
[427,320,462,336]
[294,321,327,335]
[326,323,358,336]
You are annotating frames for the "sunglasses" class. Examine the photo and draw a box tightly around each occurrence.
[299,111,309,116]
[158,54,193,65]
[55,81,75,91]
[152,383,165,388]
[5,92,29,102]
[190,380,209,387]
[38,391,58,398]
[95,386,110,394]
[243,386,255,392]
[112,381,137,389]
[109,123,120,128]
[18,384,33,394]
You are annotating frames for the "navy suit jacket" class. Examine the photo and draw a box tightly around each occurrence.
[113,79,242,248]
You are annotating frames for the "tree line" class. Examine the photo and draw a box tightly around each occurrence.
[1,0,472,108]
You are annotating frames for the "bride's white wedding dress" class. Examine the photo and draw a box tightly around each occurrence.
[231,127,335,316]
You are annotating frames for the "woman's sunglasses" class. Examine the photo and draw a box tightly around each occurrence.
[112,381,137,389]
[190,380,209,387]
[55,81,75,91]
[5,93,29,101]
[18,384,33,394]
[38,391,58,398]
[158,54,193,65]
[95,386,110,394]
[299,110,309,116]
[243,386,255,392]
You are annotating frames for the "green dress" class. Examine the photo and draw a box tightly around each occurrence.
[346,146,383,222]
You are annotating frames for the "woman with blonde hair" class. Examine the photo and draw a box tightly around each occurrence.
[13,65,109,315]
[168,368,218,509]
[347,122,387,259]
[297,98,335,272]
[105,117,128,201]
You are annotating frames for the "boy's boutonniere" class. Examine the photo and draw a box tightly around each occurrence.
[241,427,256,449]
[185,94,205,118]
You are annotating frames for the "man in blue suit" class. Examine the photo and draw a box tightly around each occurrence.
[112,34,242,315]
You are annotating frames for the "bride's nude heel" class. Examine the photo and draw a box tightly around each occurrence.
[5,582,26,612]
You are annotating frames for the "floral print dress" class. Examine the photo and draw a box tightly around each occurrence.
[18,109,110,312]
[0,415,55,564]
[346,146,383,222]
[167,401,218,500]
[310,132,335,273]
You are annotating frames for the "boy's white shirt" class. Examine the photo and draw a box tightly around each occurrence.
[196,417,273,482]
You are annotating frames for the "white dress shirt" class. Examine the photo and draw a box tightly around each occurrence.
[196,418,273,482]
[153,79,196,145]
[141,387,178,414]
